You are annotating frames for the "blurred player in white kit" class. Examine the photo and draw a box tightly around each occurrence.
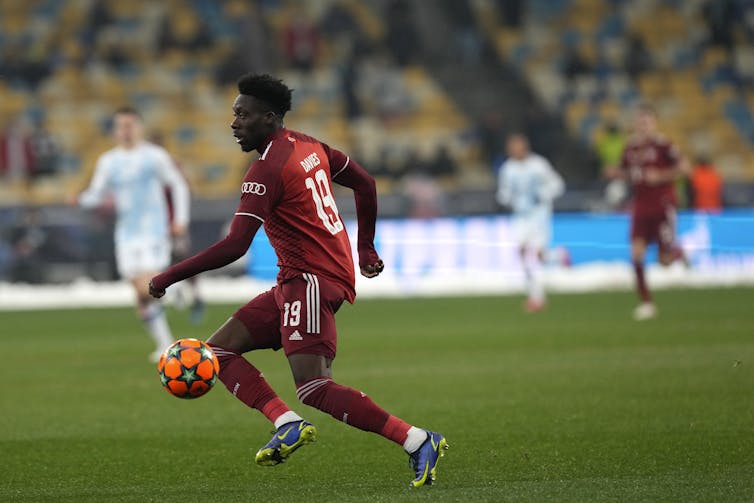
[75,107,190,361]
[497,133,565,312]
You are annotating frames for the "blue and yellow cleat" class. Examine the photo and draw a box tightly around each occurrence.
[255,420,317,466]
[408,431,449,487]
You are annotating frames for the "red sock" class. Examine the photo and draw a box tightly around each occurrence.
[633,261,652,302]
[296,378,411,447]
[211,345,291,424]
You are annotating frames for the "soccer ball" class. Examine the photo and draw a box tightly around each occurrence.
[157,338,220,399]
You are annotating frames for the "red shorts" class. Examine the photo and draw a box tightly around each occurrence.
[631,207,677,252]
[232,273,347,360]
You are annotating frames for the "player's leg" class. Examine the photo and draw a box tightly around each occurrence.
[206,290,304,435]
[657,208,687,267]
[130,271,175,361]
[630,235,656,320]
[118,240,177,360]
[281,275,447,486]
[289,352,447,486]
[525,217,550,312]
[170,234,206,323]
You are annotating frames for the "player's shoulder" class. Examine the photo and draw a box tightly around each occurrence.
[529,153,551,166]
[140,141,172,159]
[285,128,321,146]
[96,146,121,167]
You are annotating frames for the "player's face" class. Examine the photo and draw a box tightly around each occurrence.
[635,111,657,136]
[231,95,277,153]
[506,135,529,160]
[113,113,143,147]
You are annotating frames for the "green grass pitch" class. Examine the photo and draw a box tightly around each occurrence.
[2,288,753,502]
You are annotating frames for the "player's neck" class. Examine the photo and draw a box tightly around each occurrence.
[256,126,285,154]
[119,140,141,150]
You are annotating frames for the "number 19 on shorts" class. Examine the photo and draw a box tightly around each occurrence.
[283,300,301,327]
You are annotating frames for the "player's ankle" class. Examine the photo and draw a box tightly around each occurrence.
[273,410,304,430]
[402,427,427,454]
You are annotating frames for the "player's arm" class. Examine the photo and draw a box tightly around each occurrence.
[149,214,260,297]
[645,144,686,185]
[539,160,565,202]
[74,156,110,208]
[155,150,190,235]
[150,163,282,297]
[327,147,383,278]
[495,162,512,207]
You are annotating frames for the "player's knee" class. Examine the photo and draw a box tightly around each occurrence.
[206,318,248,353]
[295,377,332,407]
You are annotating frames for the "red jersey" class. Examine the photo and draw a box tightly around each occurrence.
[620,134,680,217]
[235,128,356,301]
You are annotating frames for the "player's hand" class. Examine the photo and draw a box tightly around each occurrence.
[170,223,187,237]
[66,193,79,207]
[360,259,384,278]
[149,279,166,299]
[644,169,663,185]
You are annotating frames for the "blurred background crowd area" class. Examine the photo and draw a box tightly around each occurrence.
[2,0,754,206]
[1,0,754,283]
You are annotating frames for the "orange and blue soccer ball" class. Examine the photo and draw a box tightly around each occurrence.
[157,338,220,399]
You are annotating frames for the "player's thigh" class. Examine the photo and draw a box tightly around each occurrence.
[288,354,333,384]
[275,275,345,365]
[211,289,282,354]
[130,272,158,300]
[630,217,653,261]
[657,208,677,257]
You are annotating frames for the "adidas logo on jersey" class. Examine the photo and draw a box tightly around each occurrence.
[289,330,303,341]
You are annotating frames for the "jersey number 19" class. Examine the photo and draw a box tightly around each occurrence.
[305,169,344,235]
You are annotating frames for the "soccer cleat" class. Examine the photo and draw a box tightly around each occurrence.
[633,302,658,321]
[255,420,317,466]
[408,431,449,488]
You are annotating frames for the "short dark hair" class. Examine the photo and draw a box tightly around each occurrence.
[114,106,142,119]
[237,73,293,116]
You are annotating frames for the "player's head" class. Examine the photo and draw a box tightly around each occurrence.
[113,106,144,148]
[634,103,658,136]
[506,133,530,161]
[232,73,293,153]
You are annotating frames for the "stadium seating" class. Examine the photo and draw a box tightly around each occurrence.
[0,0,476,205]
[483,0,754,180]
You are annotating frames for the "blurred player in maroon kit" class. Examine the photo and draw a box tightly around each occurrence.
[619,104,688,320]
[151,131,206,324]
[149,74,447,487]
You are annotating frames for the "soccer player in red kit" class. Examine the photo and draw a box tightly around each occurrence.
[619,104,688,320]
[148,74,448,487]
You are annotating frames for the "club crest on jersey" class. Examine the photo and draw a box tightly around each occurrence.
[300,152,321,173]
[241,181,266,195]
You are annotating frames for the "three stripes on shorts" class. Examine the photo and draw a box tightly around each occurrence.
[302,273,320,335]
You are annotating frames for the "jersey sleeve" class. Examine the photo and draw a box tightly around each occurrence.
[235,161,285,223]
[78,155,111,208]
[538,158,565,202]
[322,144,351,180]
[496,162,511,206]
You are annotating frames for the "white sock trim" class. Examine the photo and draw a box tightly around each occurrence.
[403,426,427,453]
[274,411,304,430]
